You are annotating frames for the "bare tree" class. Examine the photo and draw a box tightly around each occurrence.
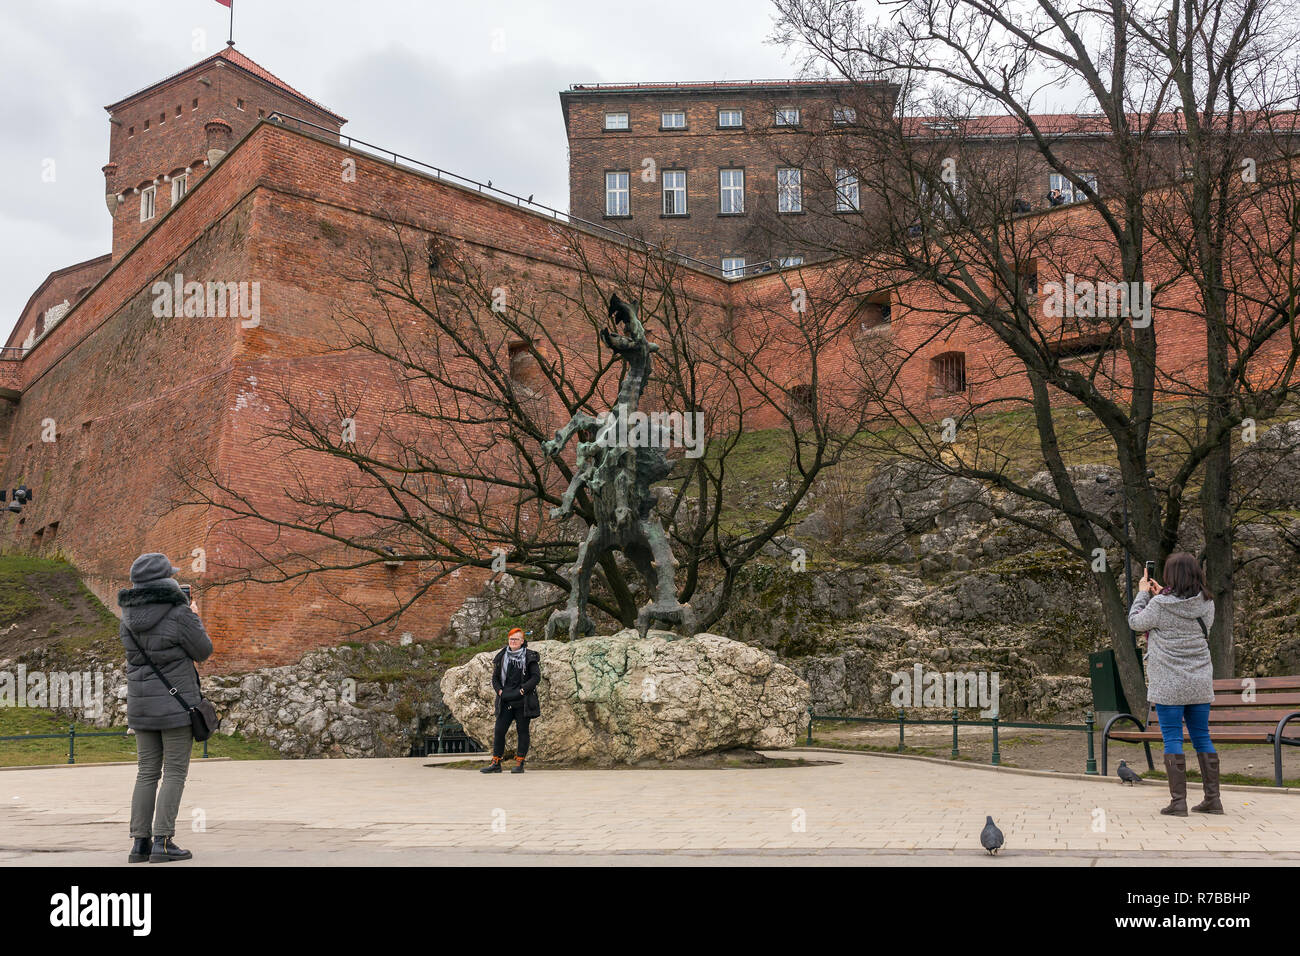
[177,220,875,641]
[770,0,1300,714]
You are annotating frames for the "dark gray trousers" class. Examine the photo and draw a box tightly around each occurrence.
[130,726,193,839]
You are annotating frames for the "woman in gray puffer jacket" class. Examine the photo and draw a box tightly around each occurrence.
[119,553,212,863]
[1127,552,1220,817]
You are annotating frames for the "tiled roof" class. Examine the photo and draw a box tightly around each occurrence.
[105,44,346,124]
[903,110,1300,137]
[566,79,864,93]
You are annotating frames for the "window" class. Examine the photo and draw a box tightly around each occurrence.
[775,107,800,126]
[175,105,182,116]
[159,111,165,124]
[661,110,686,129]
[171,173,188,204]
[921,179,963,218]
[779,255,805,268]
[258,108,265,118]
[718,108,743,128]
[722,256,746,278]
[853,295,892,330]
[835,168,860,211]
[1049,172,1098,204]
[192,98,199,111]
[719,168,745,214]
[605,171,630,216]
[143,119,150,131]
[128,126,134,137]
[662,170,687,215]
[777,168,802,213]
[604,111,629,130]
[236,98,245,111]
[833,107,856,125]
[931,351,967,394]
[790,383,814,413]
[140,185,156,221]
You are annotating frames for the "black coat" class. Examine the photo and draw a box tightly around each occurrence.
[491,645,541,718]
[119,581,213,731]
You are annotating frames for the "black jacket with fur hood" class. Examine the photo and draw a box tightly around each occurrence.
[119,580,213,731]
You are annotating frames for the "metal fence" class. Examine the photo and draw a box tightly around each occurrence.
[0,725,211,764]
[410,715,484,757]
[808,708,1099,775]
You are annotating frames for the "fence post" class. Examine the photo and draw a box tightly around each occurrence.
[806,707,813,747]
[897,709,906,752]
[67,724,75,765]
[202,737,209,759]
[991,715,1000,766]
[950,709,960,760]
[1085,711,1098,775]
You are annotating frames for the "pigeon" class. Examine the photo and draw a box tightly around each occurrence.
[980,815,1004,855]
[1117,761,1143,785]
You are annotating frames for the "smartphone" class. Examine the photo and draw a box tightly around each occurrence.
[180,584,192,602]
[1144,560,1156,577]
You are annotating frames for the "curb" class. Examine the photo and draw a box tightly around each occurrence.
[786,746,1300,794]
[0,757,234,772]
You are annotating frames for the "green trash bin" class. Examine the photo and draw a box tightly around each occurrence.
[1089,649,1130,714]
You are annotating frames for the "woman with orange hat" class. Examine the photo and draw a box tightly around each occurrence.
[481,627,541,773]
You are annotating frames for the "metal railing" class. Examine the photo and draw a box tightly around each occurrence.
[0,347,26,361]
[0,724,210,764]
[410,715,484,757]
[807,707,1099,775]
[265,111,785,279]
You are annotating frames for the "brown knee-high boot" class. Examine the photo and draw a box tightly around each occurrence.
[1191,752,1223,814]
[1160,753,1188,816]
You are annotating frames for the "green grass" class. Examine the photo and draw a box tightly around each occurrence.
[1143,768,1300,788]
[0,707,281,766]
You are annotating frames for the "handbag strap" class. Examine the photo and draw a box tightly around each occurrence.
[1197,617,1208,638]
[124,622,194,713]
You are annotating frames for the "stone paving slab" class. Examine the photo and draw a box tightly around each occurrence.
[1,750,1297,865]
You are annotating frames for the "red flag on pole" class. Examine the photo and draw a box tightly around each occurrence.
[214,0,232,7]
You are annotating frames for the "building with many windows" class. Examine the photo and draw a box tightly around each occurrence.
[560,79,897,275]
[561,80,1237,276]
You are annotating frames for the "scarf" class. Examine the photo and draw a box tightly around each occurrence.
[500,644,527,685]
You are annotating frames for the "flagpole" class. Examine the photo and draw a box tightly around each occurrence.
[228,0,234,46]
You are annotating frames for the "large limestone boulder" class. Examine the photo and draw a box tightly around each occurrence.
[440,631,810,764]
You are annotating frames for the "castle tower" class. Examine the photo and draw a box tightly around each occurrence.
[102,44,346,261]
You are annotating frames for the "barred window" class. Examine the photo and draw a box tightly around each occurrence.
[931,351,967,394]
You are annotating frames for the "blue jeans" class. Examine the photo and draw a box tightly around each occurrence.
[1154,703,1215,755]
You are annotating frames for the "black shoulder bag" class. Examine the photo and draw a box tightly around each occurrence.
[125,624,220,741]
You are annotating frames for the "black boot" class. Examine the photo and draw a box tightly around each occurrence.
[128,838,151,864]
[1192,752,1224,814]
[511,756,526,773]
[480,756,503,773]
[149,836,193,863]
[1160,753,1188,816]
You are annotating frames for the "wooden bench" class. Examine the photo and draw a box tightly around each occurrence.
[1102,676,1300,786]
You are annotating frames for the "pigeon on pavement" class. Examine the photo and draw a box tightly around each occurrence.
[1117,761,1143,785]
[980,815,1004,855]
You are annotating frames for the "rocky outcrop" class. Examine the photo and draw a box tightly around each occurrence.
[440,631,810,764]
[18,637,451,758]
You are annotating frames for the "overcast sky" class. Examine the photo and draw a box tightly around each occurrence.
[0,0,814,334]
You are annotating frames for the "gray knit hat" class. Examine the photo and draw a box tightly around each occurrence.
[129,552,179,584]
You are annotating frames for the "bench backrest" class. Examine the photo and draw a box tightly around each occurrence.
[1145,676,1300,737]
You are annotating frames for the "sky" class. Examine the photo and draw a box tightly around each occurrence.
[0,0,808,335]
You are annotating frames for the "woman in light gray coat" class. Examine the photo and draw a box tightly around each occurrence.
[1127,552,1220,816]
[120,553,213,863]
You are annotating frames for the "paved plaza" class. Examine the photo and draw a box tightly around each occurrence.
[2,749,1298,865]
